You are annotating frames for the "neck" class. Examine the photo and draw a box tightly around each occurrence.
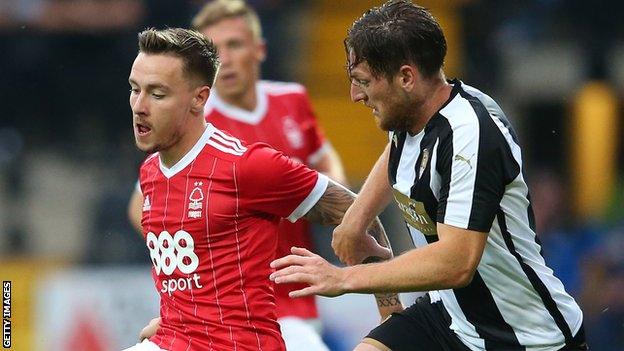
[160,118,207,168]
[408,72,451,135]
[219,83,258,111]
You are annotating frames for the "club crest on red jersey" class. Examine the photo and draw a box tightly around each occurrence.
[142,195,151,212]
[188,181,204,219]
[282,116,304,149]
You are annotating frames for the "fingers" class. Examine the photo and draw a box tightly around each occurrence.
[290,246,315,256]
[139,317,161,341]
[289,286,319,298]
[270,247,317,269]
[271,271,313,285]
[373,244,393,261]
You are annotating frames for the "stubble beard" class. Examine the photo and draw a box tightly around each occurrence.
[379,96,417,133]
[138,129,184,155]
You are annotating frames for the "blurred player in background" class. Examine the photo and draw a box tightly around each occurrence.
[128,1,348,349]
[271,1,588,350]
[123,27,392,351]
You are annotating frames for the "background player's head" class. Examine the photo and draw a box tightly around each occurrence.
[192,0,266,103]
[344,0,447,132]
[129,27,219,156]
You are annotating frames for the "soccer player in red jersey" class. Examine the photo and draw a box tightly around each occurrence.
[122,28,393,351]
[128,1,348,349]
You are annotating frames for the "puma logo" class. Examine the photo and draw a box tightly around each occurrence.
[454,153,475,169]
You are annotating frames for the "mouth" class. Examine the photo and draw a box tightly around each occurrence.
[218,72,237,84]
[364,103,378,116]
[135,122,152,136]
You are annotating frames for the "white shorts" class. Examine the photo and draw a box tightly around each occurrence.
[122,319,328,351]
[278,317,329,351]
[121,339,167,351]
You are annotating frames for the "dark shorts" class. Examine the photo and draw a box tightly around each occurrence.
[366,294,471,351]
[366,294,588,351]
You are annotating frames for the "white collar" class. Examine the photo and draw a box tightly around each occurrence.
[205,82,268,125]
[158,124,216,178]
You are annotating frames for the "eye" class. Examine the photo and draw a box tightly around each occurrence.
[152,93,165,99]
[350,78,369,88]
[130,88,139,94]
[227,40,243,49]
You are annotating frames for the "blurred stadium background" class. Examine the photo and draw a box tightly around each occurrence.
[0,0,623,350]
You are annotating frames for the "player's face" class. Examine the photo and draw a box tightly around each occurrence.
[129,53,199,154]
[202,17,265,102]
[348,52,414,132]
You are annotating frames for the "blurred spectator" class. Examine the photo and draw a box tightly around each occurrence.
[531,168,624,349]
[0,0,144,31]
[580,224,624,350]
[530,169,601,296]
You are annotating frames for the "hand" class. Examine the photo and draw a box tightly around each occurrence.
[139,317,161,341]
[270,247,348,298]
[332,224,391,266]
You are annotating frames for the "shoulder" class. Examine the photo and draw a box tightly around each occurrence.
[206,125,285,166]
[259,80,308,99]
[436,81,509,140]
[203,126,249,161]
[139,152,160,170]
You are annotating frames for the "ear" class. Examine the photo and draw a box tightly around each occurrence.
[191,86,211,114]
[397,64,418,91]
[255,39,267,63]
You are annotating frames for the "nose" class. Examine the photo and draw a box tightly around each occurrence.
[131,91,148,117]
[350,83,366,103]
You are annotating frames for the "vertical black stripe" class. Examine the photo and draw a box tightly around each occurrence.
[434,116,453,223]
[457,88,521,232]
[388,131,407,186]
[410,125,440,233]
[453,272,523,350]
[525,196,545,256]
[498,209,574,344]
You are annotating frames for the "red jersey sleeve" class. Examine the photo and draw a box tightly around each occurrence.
[237,143,329,222]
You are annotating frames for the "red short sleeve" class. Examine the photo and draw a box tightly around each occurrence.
[237,143,328,221]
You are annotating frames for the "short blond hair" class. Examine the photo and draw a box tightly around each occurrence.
[192,0,262,40]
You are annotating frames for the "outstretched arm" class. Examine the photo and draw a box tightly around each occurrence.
[270,223,488,296]
[332,144,394,266]
[127,187,143,234]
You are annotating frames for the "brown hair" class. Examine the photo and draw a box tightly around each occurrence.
[138,27,220,87]
[191,0,262,40]
[345,0,446,80]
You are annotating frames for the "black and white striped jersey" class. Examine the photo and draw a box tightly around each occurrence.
[388,80,583,350]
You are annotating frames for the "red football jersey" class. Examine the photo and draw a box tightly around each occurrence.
[139,124,328,351]
[205,81,328,319]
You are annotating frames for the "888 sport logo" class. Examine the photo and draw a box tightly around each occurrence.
[146,230,203,295]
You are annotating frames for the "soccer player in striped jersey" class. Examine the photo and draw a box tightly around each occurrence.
[128,1,349,349]
[270,1,588,350]
[123,27,394,351]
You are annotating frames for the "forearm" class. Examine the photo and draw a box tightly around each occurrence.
[304,179,356,226]
[362,256,403,318]
[344,240,477,294]
[341,144,393,232]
